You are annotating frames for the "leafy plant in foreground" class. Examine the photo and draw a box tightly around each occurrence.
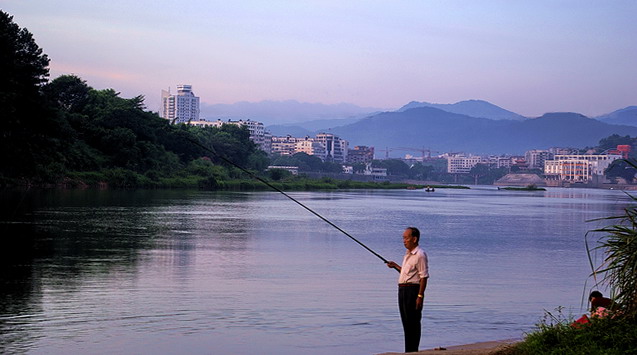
[586,159,637,318]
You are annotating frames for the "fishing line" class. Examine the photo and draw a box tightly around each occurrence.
[187,137,389,264]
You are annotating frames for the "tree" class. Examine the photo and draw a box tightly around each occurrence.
[43,75,90,113]
[606,160,637,183]
[292,152,325,172]
[598,134,634,152]
[469,163,490,185]
[373,159,410,176]
[0,11,50,105]
[268,168,292,181]
[246,150,270,172]
[0,10,59,180]
[408,162,434,180]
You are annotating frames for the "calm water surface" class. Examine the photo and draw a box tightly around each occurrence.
[0,187,631,354]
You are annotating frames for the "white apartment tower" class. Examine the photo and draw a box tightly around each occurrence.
[315,133,348,163]
[161,85,200,124]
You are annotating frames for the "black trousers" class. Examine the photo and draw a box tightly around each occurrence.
[398,285,422,353]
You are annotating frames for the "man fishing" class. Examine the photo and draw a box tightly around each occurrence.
[386,227,429,353]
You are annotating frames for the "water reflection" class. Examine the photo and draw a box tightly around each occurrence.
[0,187,633,354]
[0,189,248,352]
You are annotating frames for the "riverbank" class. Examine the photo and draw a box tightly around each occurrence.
[1,174,470,191]
[379,339,519,355]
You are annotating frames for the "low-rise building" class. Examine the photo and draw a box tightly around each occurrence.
[487,156,512,169]
[347,146,375,164]
[446,155,486,173]
[360,163,388,181]
[270,133,349,163]
[267,165,299,175]
[544,154,622,183]
[525,150,554,170]
[549,147,579,155]
[295,137,326,157]
[607,145,631,159]
[271,135,300,156]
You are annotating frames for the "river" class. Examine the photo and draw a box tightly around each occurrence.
[0,187,631,354]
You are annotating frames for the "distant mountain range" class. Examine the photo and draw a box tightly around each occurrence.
[267,117,362,137]
[200,100,383,125]
[199,98,637,155]
[398,100,526,121]
[595,106,637,126]
[329,108,637,155]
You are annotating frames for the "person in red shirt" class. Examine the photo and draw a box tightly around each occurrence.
[589,291,612,317]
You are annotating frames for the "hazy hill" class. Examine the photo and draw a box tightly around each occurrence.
[266,125,314,137]
[266,117,362,136]
[329,108,637,155]
[200,100,383,125]
[398,100,526,121]
[596,106,637,126]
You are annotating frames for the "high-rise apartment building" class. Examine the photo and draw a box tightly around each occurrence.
[315,133,348,163]
[160,85,200,124]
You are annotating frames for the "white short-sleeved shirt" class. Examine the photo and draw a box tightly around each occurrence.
[398,245,429,284]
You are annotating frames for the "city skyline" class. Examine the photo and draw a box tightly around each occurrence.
[2,1,636,117]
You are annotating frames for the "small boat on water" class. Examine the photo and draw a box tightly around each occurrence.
[425,186,435,192]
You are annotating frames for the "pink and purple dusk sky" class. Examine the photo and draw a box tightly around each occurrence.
[2,0,636,117]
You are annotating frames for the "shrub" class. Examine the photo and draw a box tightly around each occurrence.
[586,159,637,317]
[508,311,637,355]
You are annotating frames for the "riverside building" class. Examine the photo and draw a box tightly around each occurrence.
[295,137,326,158]
[446,155,486,174]
[160,85,200,124]
[544,153,622,184]
[525,150,554,170]
[347,146,375,164]
[271,135,300,156]
[314,133,348,163]
[270,133,349,163]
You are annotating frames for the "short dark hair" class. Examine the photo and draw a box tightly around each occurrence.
[407,227,420,243]
[589,291,603,301]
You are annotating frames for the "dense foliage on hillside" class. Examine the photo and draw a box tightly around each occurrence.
[0,11,269,188]
[3,73,269,188]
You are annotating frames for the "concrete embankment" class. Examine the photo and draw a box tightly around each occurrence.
[378,339,519,355]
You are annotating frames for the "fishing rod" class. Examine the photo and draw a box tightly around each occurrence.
[187,137,389,264]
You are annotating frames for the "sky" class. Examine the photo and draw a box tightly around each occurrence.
[2,0,636,117]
